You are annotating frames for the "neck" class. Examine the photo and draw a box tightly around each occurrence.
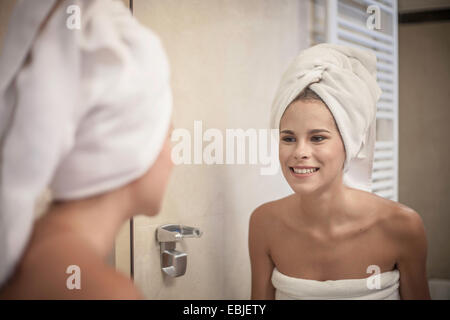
[44,186,135,260]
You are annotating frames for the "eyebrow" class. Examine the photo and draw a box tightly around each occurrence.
[280,129,331,134]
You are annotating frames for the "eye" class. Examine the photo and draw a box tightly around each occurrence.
[311,135,326,142]
[281,136,296,143]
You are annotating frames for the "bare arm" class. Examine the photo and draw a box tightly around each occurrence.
[394,207,431,300]
[249,207,276,300]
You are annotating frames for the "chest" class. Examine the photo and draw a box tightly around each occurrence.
[269,222,398,281]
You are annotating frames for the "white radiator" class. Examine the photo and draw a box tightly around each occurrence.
[311,0,399,201]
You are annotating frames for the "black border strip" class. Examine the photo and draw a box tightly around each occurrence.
[399,8,450,24]
[0,300,441,318]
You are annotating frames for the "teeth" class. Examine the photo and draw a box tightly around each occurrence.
[293,167,318,174]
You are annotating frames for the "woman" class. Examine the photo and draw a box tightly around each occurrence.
[249,43,430,300]
[0,0,173,299]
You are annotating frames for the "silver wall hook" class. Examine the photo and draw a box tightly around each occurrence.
[155,224,203,277]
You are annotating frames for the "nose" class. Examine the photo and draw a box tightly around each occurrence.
[292,140,311,160]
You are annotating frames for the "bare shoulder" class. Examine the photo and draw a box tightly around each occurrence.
[348,189,428,269]
[3,231,143,300]
[374,196,428,268]
[249,195,294,253]
[249,195,293,228]
[386,202,426,243]
[82,257,144,300]
[359,190,426,242]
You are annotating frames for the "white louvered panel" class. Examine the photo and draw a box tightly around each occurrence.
[372,140,395,198]
[378,82,393,93]
[377,61,394,72]
[317,0,398,200]
[336,38,394,64]
[337,18,393,43]
[373,180,394,190]
[374,150,394,159]
[337,28,393,53]
[371,49,395,63]
[376,111,393,119]
[358,0,394,14]
[372,169,394,180]
[373,160,394,170]
[375,140,394,149]
[380,91,394,102]
[338,1,366,20]
[377,101,393,116]
[377,73,394,83]
[338,37,394,64]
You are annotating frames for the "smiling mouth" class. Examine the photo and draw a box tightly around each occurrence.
[289,167,320,174]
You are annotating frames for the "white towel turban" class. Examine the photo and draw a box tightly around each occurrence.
[0,0,172,287]
[270,43,382,193]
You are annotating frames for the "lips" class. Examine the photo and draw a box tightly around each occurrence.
[289,166,320,176]
[290,167,319,172]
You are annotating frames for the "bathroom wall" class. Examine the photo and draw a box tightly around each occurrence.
[127,0,309,299]
[398,20,450,280]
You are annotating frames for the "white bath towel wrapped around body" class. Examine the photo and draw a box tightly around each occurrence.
[272,267,400,300]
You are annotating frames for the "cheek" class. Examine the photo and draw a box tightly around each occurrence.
[154,139,174,186]
[139,139,174,214]
[319,141,346,168]
[278,144,293,163]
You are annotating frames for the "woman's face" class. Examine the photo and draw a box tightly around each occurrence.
[279,99,346,195]
[130,125,174,216]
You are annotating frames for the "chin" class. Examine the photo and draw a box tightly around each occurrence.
[290,184,319,195]
[286,177,325,194]
[138,201,162,217]
[149,205,162,216]
[282,174,315,193]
